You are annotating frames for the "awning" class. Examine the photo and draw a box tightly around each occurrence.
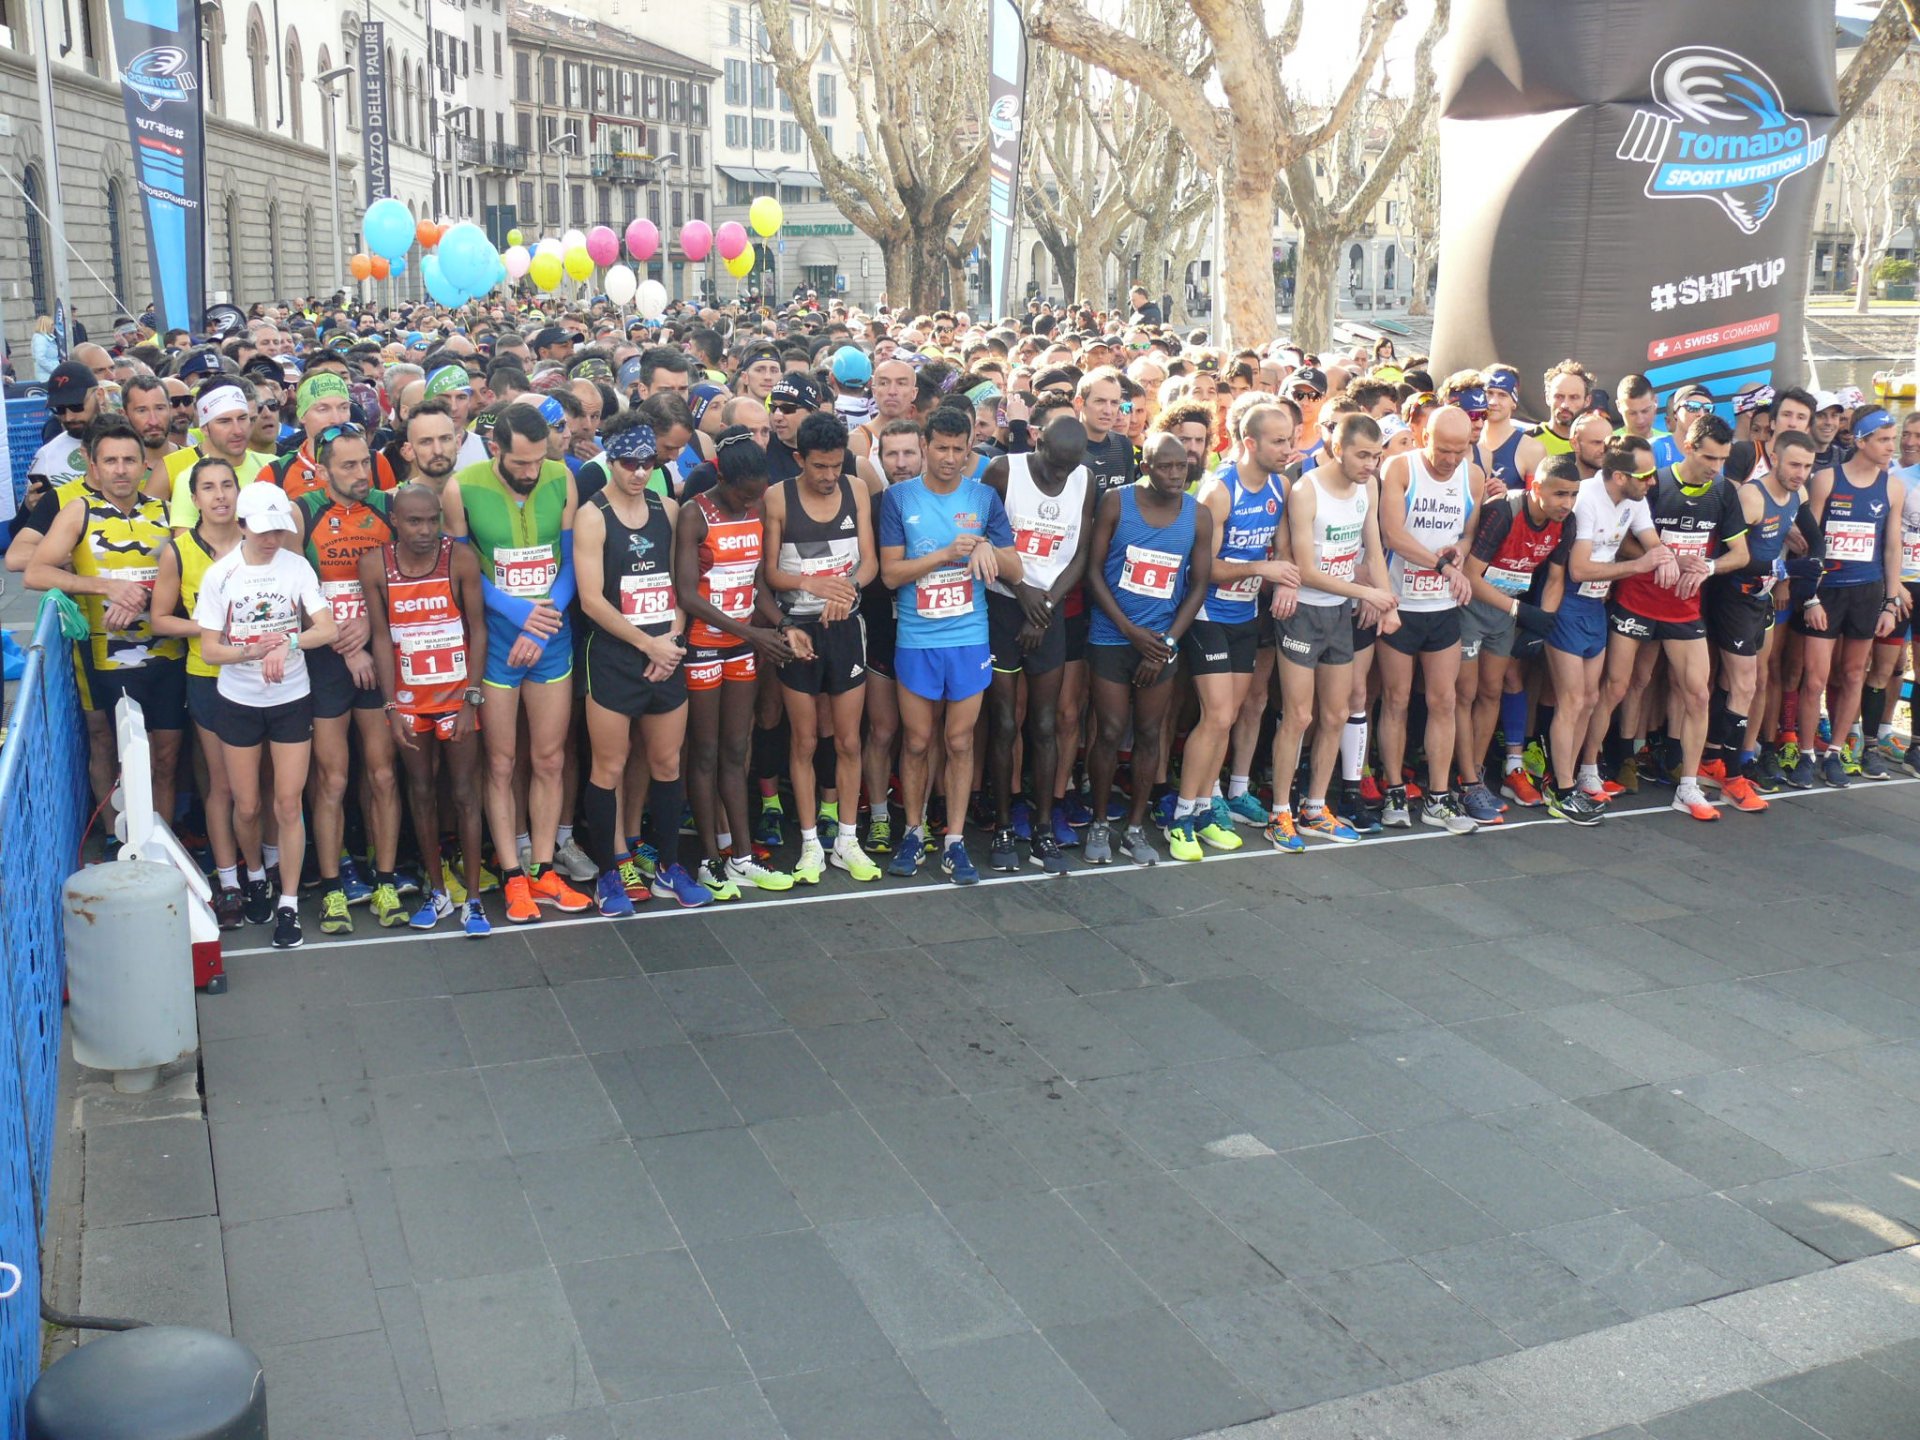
[717,165,823,189]
[797,238,839,266]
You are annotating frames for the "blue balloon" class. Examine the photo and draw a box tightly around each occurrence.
[438,223,496,294]
[390,256,407,277]
[422,253,465,308]
[363,198,415,260]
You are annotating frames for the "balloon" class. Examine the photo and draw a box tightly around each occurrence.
[749,197,784,238]
[725,248,756,279]
[562,228,586,253]
[503,244,531,280]
[415,219,439,249]
[678,220,713,262]
[536,236,565,259]
[370,255,392,280]
[529,252,563,292]
[586,225,620,267]
[605,264,638,307]
[438,222,496,294]
[716,221,749,262]
[422,253,465,308]
[363,198,414,259]
[349,253,374,281]
[390,256,407,277]
[506,227,524,248]
[635,279,668,319]
[624,218,659,262]
[563,246,594,282]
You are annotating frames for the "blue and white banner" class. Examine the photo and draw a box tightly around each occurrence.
[362,20,392,206]
[107,0,207,333]
[985,0,1026,322]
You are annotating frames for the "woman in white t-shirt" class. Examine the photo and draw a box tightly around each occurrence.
[195,483,338,948]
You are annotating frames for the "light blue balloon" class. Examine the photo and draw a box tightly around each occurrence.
[390,256,407,277]
[438,223,495,294]
[363,198,415,260]
[422,253,465,308]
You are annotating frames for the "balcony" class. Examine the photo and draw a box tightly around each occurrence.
[591,153,657,183]
[454,135,487,167]
[485,143,530,173]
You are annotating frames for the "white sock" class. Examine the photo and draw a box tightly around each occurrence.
[557,824,574,847]
[835,831,859,853]
[1577,764,1601,789]
[801,826,818,844]
[262,843,280,869]
[218,865,238,888]
[1271,802,1292,818]
[1340,715,1368,783]
[717,830,732,852]
[1304,796,1326,812]
[1228,775,1250,799]
[279,893,299,910]
[1211,781,1224,800]
[246,866,266,884]
[515,831,531,854]
[1879,723,1896,740]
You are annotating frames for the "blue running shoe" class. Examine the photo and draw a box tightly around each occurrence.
[1106,795,1129,822]
[650,863,714,908]
[755,797,785,849]
[1060,792,1094,828]
[941,839,981,886]
[409,890,453,930]
[1010,797,1033,841]
[1820,750,1850,788]
[887,829,928,878]
[1051,809,1080,848]
[462,899,491,938]
[338,854,375,905]
[1151,791,1177,832]
[595,870,635,916]
[1226,791,1268,827]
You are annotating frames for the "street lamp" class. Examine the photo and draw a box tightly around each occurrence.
[546,131,581,233]
[438,103,472,222]
[317,65,355,297]
[767,162,790,303]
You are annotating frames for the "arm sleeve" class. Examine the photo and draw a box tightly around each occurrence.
[455,535,539,630]
[1469,499,1515,562]
[545,529,577,611]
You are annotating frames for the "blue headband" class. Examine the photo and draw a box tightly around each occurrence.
[1853,409,1894,440]
[607,424,658,461]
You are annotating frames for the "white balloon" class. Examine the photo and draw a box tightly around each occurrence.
[604,263,638,307]
[562,229,587,252]
[635,279,668,320]
[536,236,564,259]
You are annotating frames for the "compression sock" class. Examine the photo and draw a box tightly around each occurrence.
[1340,714,1368,784]
[1500,691,1528,751]
[1862,684,1887,740]
[583,784,619,874]
[646,776,685,872]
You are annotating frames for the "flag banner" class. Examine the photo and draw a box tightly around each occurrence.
[986,0,1027,322]
[107,0,208,332]
[1431,0,1836,418]
[362,20,392,205]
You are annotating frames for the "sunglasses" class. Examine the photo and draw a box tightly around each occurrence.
[53,401,91,415]
[611,455,652,471]
[1463,408,1489,422]
[317,422,367,444]
[1629,467,1659,479]
[1677,398,1713,413]
[770,402,806,415]
[1119,401,1134,415]
[170,396,196,409]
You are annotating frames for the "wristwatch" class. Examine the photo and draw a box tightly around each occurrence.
[670,632,689,650]
[1158,631,1176,651]
[464,687,486,706]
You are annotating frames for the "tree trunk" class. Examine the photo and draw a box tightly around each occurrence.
[1855,248,1874,313]
[1405,236,1434,318]
[885,223,957,315]
[1222,160,1277,347]
[1291,225,1342,355]
[1042,237,1078,303]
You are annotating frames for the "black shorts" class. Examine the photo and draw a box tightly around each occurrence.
[208,689,314,748]
[1181,617,1259,676]
[1088,641,1177,688]
[1795,580,1886,641]
[82,657,188,730]
[583,629,688,716]
[1608,602,1705,644]
[1352,614,1378,652]
[1705,584,1775,657]
[1381,607,1463,656]
[779,616,868,696]
[307,644,385,719]
[863,587,897,679]
[1064,605,1091,662]
[186,672,221,731]
[988,589,1067,676]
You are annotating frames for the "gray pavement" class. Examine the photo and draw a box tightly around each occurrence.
[63,777,1920,1439]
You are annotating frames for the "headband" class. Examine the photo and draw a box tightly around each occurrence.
[295,372,350,417]
[196,387,250,425]
[1853,409,1895,440]
[606,425,658,462]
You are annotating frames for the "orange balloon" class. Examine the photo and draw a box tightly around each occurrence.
[371,255,392,280]
[416,220,438,249]
[349,253,373,281]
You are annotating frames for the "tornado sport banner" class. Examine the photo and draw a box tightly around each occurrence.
[362,21,392,206]
[1431,0,1837,419]
[985,0,1027,322]
[108,0,208,333]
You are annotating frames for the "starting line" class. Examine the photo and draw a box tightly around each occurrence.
[215,773,1920,959]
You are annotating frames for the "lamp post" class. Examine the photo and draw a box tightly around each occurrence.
[439,103,472,223]
[651,151,681,299]
[546,131,581,232]
[768,162,790,304]
[317,65,355,298]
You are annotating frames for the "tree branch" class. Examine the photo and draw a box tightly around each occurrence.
[1028,0,1226,169]
[1836,0,1915,131]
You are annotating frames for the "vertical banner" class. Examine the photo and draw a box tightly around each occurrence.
[362,20,392,205]
[1431,0,1836,417]
[985,0,1026,322]
[107,0,208,333]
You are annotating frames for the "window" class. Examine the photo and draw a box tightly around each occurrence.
[725,114,746,147]
[729,6,741,45]
[618,72,636,116]
[106,179,131,309]
[669,131,682,164]
[541,56,557,105]
[592,66,610,112]
[267,202,281,297]
[647,189,661,224]
[473,27,482,69]
[691,192,705,221]
[285,31,304,141]
[597,186,612,224]
[820,124,831,150]
[23,167,49,315]
[751,62,773,109]
[820,31,833,63]
[570,183,585,224]
[564,62,585,108]
[667,80,685,123]
[515,49,530,101]
[778,85,791,114]
[752,117,773,150]
[518,111,533,150]
[817,72,835,117]
[417,62,428,149]
[690,84,707,125]
[338,15,357,127]
[643,74,661,118]
[305,206,318,294]
[671,190,683,227]
[688,132,703,170]
[725,59,746,106]
[779,121,801,154]
[518,180,536,221]
[538,114,557,150]
[493,33,502,75]
[622,186,637,219]
[247,7,269,128]
[544,182,560,225]
[225,195,242,299]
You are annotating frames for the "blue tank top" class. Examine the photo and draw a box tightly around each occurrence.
[1091,486,1196,644]
[1490,430,1526,490]
[1740,480,1800,591]
[1199,464,1284,623]
[1817,463,1890,587]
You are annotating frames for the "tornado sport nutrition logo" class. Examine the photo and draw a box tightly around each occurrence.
[1616,47,1828,234]
[120,46,198,110]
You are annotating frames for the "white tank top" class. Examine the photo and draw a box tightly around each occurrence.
[1900,465,1920,583]
[1388,453,1473,613]
[1298,471,1370,608]
[989,453,1089,598]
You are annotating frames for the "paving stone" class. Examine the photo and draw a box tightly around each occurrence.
[1673,1067,1898,1171]
[796,1018,957,1107]
[941,1192,1157,1329]
[649,965,783,1040]
[450,1407,614,1440]
[818,1211,1026,1353]
[760,1356,955,1438]
[1482,1102,1708,1209]
[423,1267,604,1426]
[207,1108,348,1223]
[1756,1357,1920,1440]
[320,1079,390,1173]
[1525,1213,1734,1316]
[635,1126,807,1242]
[550,976,689,1055]
[1079,1069,1254,1169]
[1641,1389,1825,1440]
[516,1141,680,1263]
[1627,1193,1831,1290]
[751,1110,929,1224]
[695,1030,851,1123]
[1294,1259,1516,1379]
[1176,1282,1397,1413]
[749,956,889,1027]
[1284,1137,1505,1255]
[1688,980,1882,1055]
[1007,927,1159,996]
[1430,941,1601,1012]
[970,1081,1160,1187]
[1386,1117,1612,1232]
[482,1057,624,1155]
[1412,1236,1631,1347]
[1046,1306,1269,1440]
[224,1207,380,1347]
[556,1250,747,1404]
[343,1168,411,1287]
[1270,1042,1464,1132]
[454,986,582,1065]
[370,1070,508,1169]
[434,936,547,996]
[1827,1041,1920,1103]
[907,1330,1127,1440]
[1450,1014,1645,1100]
[528,919,646,985]
[1179,975,1353,1054]
[324,946,448,1005]
[81,1215,230,1336]
[84,1115,215,1227]
[1034,875,1163,930]
[1080,986,1259,1067]
[1823,1152,1920,1231]
[375,1282,449,1435]
[1177,1056,1369,1153]
[1348,955,1517,1025]
[1727,1172,1920,1263]
[692,1228,895,1378]
[608,1383,785,1440]
[860,1095,1048,1206]
[1761,967,1920,1043]
[201,1026,357,1119]
[1357,1024,1561,1114]
[590,1044,740,1138]
[352,996,474,1078]
[1062,1173,1281,1307]
[1173,1157,1400,1278]
[886,1000,1062,1095]
[999,997,1158,1081]
[1576,1086,1798,1190]
[962,880,1095,935]
[390,1156,546,1281]
[255,1329,415,1440]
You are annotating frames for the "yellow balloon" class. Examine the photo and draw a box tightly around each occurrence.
[506,228,524,247]
[563,246,594,282]
[529,252,563,292]
[725,247,757,278]
[748,196,784,238]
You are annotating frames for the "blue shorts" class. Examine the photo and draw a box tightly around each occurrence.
[1549,595,1608,661]
[894,642,992,703]
[483,611,574,687]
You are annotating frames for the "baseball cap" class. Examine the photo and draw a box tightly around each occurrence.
[236,483,299,534]
[830,346,873,385]
[239,356,285,388]
[688,382,726,425]
[177,349,225,381]
[770,374,823,410]
[1285,366,1328,398]
[46,361,98,408]
[1813,389,1844,413]
[530,325,571,352]
[617,356,646,393]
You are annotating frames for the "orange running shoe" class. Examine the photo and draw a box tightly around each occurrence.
[1720,775,1769,813]
[1359,774,1383,805]
[530,867,592,913]
[503,874,540,924]
[1697,759,1729,789]
[1501,768,1544,808]
[1597,778,1626,799]
[1671,791,1720,822]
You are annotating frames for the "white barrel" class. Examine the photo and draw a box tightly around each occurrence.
[64,862,197,1092]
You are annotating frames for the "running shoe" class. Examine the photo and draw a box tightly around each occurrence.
[989,828,1020,872]
[1298,806,1359,844]
[371,882,407,928]
[817,801,841,846]
[1359,774,1384,805]
[1106,795,1130,823]
[698,858,742,902]
[618,858,651,901]
[1120,825,1161,865]
[1421,792,1479,834]
[1614,755,1640,794]
[1820,751,1850,788]
[1051,810,1079,849]
[1720,774,1769,812]
[1546,786,1606,826]
[1150,791,1177,832]
[867,812,894,856]
[1205,797,1244,846]
[1873,734,1906,765]
[530,868,592,912]
[886,830,927,878]
[393,866,422,898]
[727,855,795,892]
[755,797,786,849]
[410,890,453,930]
[1501,768,1544,808]
[1029,832,1069,874]
[1859,747,1893,781]
[1671,786,1720,821]
[338,855,375,905]
[1226,791,1268,827]
[439,860,469,905]
[1521,739,1548,781]
[1084,821,1114,865]
[1382,785,1412,828]
[1697,758,1729,790]
[272,904,304,949]
[680,802,698,836]
[1166,817,1204,862]
[213,885,245,930]
[1783,748,1817,789]
[1009,798,1033,842]
[1748,751,1786,793]
[462,899,491,937]
[651,864,715,907]
[243,877,275,926]
[942,840,981,886]
[794,838,827,884]
[830,840,884,883]
[1264,810,1306,854]
[503,875,541,923]
[1460,781,1504,825]
[595,870,636,917]
[319,889,354,935]
[1636,745,1677,787]
[1906,740,1920,778]
[554,838,598,883]
[1059,792,1094,828]
[474,859,501,894]
[1596,777,1627,799]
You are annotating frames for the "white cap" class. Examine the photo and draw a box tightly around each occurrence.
[1814,389,1844,413]
[236,483,298,534]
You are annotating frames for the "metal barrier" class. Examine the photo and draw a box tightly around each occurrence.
[0,600,90,1435]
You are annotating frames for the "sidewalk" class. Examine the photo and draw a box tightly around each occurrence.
[55,779,1920,1439]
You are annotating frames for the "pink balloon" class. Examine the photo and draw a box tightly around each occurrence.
[624,217,660,263]
[715,221,750,263]
[679,219,713,263]
[585,225,620,267]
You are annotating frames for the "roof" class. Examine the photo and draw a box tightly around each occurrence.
[507,0,719,77]
[718,165,823,189]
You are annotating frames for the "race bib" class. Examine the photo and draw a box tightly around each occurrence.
[1661,527,1709,562]
[493,543,557,598]
[1578,578,1613,600]
[396,619,467,685]
[1402,566,1449,600]
[1484,563,1533,597]
[1323,546,1360,584]
[799,554,854,580]
[915,567,975,619]
[321,578,366,621]
[1216,574,1263,601]
[1119,545,1180,600]
[227,607,296,646]
[618,572,675,625]
[120,564,159,593]
[1014,522,1068,561]
[1825,520,1877,564]
[706,560,756,619]
[1901,531,1920,580]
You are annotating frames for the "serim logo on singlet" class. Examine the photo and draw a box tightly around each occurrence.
[1615,47,1828,235]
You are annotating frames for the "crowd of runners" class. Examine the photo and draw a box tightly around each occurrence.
[12,291,1918,948]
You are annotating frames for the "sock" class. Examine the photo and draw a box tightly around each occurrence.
[555,824,572,849]
[246,866,266,884]
[1303,796,1325,812]
[1228,775,1250,799]
[1500,691,1528,748]
[645,776,684,872]
[820,800,839,822]
[583,784,619,874]
[218,865,238,888]
[375,871,396,888]
[279,893,298,910]
[716,830,732,853]
[1862,684,1888,739]
[1270,800,1291,817]
[502,866,524,882]
[1340,715,1368,783]
[946,832,965,848]
[1211,781,1224,800]
[514,832,531,860]
[801,826,818,845]
[1577,763,1600,790]
[323,878,343,897]
[262,843,280,869]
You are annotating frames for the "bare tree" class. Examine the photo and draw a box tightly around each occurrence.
[1396,105,1441,318]
[1030,0,1445,347]
[1020,54,1137,303]
[1837,0,1920,131]
[755,0,988,312]
[1832,60,1920,313]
